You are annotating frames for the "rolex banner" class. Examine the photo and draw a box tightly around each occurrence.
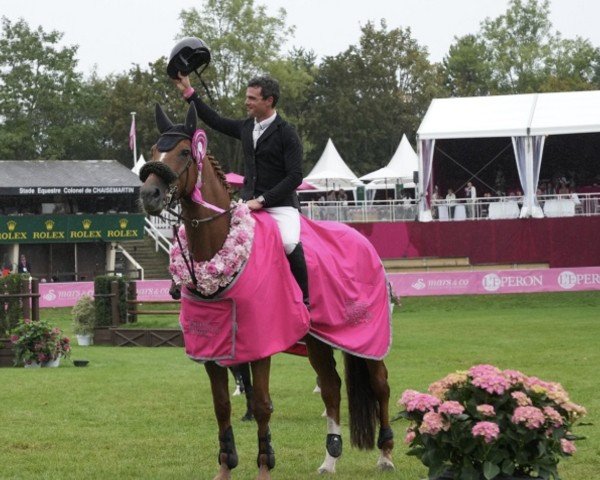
[0,214,145,243]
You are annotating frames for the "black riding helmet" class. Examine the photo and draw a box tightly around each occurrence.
[167,37,211,79]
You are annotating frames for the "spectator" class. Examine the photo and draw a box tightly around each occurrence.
[18,254,31,274]
[2,255,12,276]
[446,188,456,220]
[466,181,477,218]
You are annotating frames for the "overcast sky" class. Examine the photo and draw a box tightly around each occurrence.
[2,0,600,77]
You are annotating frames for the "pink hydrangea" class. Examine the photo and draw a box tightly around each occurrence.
[418,411,447,435]
[471,421,500,443]
[503,369,526,385]
[471,372,512,395]
[468,364,501,377]
[438,401,465,416]
[511,391,532,406]
[560,438,576,455]
[512,406,545,429]
[404,429,416,444]
[406,393,441,413]
[428,371,468,399]
[476,404,495,417]
[543,406,564,427]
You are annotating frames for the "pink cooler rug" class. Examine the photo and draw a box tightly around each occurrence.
[179,211,391,366]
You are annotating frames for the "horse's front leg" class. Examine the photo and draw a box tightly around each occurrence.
[305,336,342,475]
[366,359,395,471]
[250,358,274,480]
[205,361,238,480]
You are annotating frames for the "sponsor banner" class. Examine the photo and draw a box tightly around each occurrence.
[39,279,173,308]
[0,214,145,244]
[388,267,600,297]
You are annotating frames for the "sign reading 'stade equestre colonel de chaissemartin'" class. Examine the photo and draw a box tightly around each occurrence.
[0,214,145,243]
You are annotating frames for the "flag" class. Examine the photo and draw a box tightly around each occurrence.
[129,116,136,150]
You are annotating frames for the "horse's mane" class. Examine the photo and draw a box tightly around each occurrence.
[206,154,232,196]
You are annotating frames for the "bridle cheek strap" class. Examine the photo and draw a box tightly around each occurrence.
[189,129,226,214]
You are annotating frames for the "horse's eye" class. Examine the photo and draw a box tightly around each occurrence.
[180,149,191,158]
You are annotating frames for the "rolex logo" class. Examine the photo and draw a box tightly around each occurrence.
[82,219,92,230]
[45,220,55,231]
[7,220,16,232]
[119,218,128,229]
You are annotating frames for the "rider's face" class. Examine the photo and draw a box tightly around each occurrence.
[245,86,273,121]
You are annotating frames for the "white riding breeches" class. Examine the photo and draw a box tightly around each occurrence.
[264,206,300,255]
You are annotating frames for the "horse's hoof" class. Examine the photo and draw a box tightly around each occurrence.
[317,466,335,474]
[241,411,254,421]
[376,456,395,471]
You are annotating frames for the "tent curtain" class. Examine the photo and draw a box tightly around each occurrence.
[511,135,545,218]
[418,139,435,221]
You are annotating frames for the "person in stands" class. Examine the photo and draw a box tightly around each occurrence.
[18,254,31,274]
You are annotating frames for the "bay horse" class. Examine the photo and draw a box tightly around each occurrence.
[139,103,394,480]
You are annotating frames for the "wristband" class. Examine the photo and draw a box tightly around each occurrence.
[183,87,195,99]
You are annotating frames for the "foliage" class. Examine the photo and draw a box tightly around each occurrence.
[397,364,587,480]
[93,275,126,327]
[442,0,600,95]
[71,294,96,335]
[0,274,24,336]
[303,20,441,175]
[9,318,71,365]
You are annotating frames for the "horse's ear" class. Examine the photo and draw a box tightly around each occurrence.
[185,102,197,136]
[155,104,173,134]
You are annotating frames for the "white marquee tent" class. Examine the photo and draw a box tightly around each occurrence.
[131,154,146,175]
[359,134,418,197]
[416,90,600,220]
[304,138,363,190]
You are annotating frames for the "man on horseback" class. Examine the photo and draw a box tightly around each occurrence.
[173,72,310,310]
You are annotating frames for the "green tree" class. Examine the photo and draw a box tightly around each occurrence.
[0,17,86,159]
[442,34,492,96]
[177,0,294,171]
[304,21,440,175]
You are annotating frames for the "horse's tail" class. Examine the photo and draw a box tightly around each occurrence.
[343,352,378,450]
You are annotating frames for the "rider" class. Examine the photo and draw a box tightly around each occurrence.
[172,70,310,310]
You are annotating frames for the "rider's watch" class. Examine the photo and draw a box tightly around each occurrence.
[256,195,266,206]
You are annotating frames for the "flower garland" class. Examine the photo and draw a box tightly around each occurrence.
[169,201,255,296]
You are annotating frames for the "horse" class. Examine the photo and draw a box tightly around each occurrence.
[139,103,395,480]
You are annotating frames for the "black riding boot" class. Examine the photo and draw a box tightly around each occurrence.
[286,242,310,310]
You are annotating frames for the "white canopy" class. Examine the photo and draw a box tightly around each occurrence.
[416,89,600,221]
[417,90,600,140]
[360,134,418,184]
[131,154,146,175]
[304,138,363,189]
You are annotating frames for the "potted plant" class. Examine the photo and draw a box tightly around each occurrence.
[71,294,96,346]
[397,364,586,480]
[10,318,71,367]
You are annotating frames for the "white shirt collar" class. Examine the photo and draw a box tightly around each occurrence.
[254,111,277,132]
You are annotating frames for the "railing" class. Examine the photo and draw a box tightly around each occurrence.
[144,217,172,253]
[116,245,145,281]
[300,200,419,222]
[429,192,600,221]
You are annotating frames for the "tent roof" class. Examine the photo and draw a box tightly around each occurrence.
[305,138,363,188]
[131,154,146,175]
[359,134,418,182]
[417,90,600,140]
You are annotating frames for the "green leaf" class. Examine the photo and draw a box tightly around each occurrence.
[483,461,500,480]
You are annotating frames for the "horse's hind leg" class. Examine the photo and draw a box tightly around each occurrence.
[305,336,342,474]
[366,360,395,471]
[205,361,237,480]
[250,358,274,480]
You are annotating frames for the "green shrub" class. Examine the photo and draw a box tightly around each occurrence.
[94,275,126,327]
[71,294,96,335]
[0,274,25,336]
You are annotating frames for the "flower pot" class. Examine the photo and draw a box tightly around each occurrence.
[76,334,93,346]
[42,357,61,368]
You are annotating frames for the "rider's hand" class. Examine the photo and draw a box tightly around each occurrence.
[173,72,192,93]
[246,199,263,211]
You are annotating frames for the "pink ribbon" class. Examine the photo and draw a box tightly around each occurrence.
[190,129,226,213]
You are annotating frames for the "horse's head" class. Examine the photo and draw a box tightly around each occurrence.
[139,103,199,216]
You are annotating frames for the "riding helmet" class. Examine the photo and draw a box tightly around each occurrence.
[167,37,211,79]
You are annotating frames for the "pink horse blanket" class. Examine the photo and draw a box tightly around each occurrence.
[179,211,391,366]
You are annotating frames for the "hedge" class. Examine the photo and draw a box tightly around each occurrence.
[0,274,26,336]
[94,275,127,327]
